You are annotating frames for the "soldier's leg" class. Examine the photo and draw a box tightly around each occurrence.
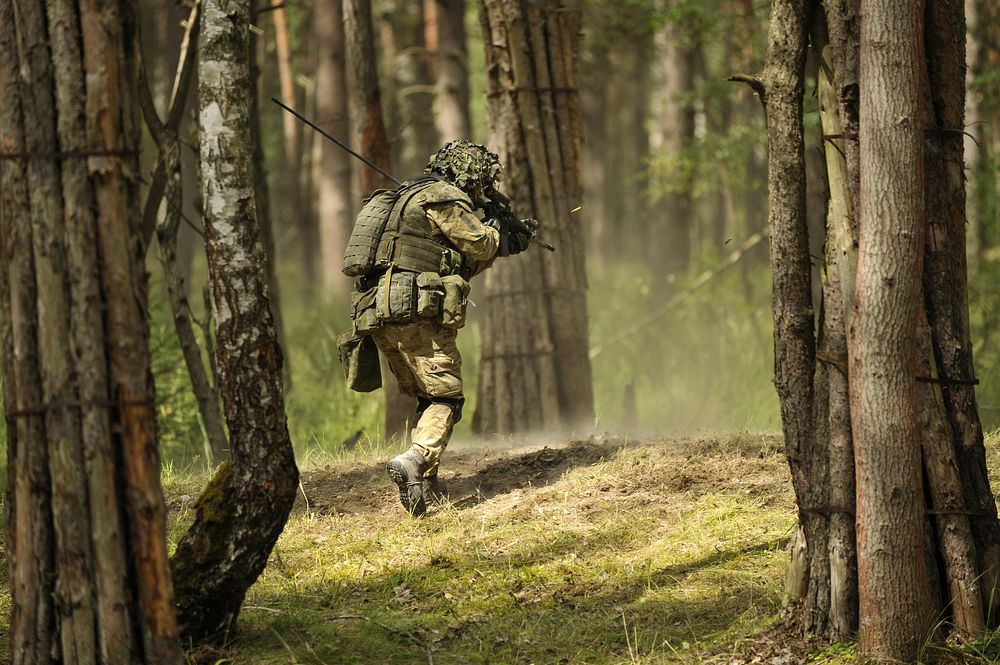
[392,322,464,477]
[374,326,432,515]
[370,327,422,398]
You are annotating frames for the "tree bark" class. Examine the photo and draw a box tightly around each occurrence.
[923,0,1000,618]
[474,0,593,434]
[0,4,56,661]
[2,0,183,660]
[852,1,933,658]
[140,3,229,465]
[427,0,471,142]
[250,0,291,388]
[314,0,354,297]
[814,16,858,640]
[344,0,417,440]
[750,0,823,634]
[171,0,299,643]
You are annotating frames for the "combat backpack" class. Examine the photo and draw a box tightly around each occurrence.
[342,175,439,277]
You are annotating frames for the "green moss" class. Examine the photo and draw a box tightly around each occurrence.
[170,460,235,584]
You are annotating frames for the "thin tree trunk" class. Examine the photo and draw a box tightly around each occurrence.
[344,0,417,440]
[2,0,183,660]
[852,1,933,658]
[388,0,438,174]
[814,15,858,640]
[139,4,228,464]
[427,0,470,142]
[650,22,696,276]
[171,0,299,643]
[250,0,291,389]
[271,2,316,292]
[474,0,593,434]
[580,35,609,274]
[741,0,825,636]
[314,0,354,297]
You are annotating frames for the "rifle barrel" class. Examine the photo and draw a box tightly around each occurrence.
[270,97,402,188]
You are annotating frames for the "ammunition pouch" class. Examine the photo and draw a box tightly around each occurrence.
[416,272,444,318]
[351,283,380,333]
[375,269,418,323]
[336,329,381,393]
[440,275,471,329]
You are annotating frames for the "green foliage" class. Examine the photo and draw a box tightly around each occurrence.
[149,285,213,468]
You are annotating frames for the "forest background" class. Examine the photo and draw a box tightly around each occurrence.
[3,0,1000,662]
[3,0,999,485]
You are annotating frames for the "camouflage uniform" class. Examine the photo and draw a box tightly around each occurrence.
[371,188,499,476]
[342,140,533,515]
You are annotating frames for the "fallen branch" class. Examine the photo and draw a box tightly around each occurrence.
[588,231,767,359]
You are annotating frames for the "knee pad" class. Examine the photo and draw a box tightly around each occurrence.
[430,396,465,424]
[416,397,433,417]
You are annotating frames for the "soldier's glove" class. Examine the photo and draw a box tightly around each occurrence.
[499,228,532,257]
[483,217,502,231]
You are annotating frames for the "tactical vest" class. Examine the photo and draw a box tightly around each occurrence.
[372,178,469,279]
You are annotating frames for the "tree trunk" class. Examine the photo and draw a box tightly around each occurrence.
[814,16,858,640]
[387,0,438,175]
[851,1,933,659]
[1,0,183,661]
[171,0,299,643]
[344,0,417,440]
[923,0,1000,619]
[580,35,609,274]
[474,0,593,434]
[250,0,291,389]
[139,3,229,466]
[427,0,470,142]
[650,22,696,277]
[313,0,354,297]
[271,3,317,294]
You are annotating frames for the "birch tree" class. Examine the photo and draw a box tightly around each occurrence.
[169,0,300,643]
[0,0,181,661]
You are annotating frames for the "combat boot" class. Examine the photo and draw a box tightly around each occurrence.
[386,449,428,516]
[423,474,449,505]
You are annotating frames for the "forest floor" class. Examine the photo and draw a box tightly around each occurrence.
[165,432,813,664]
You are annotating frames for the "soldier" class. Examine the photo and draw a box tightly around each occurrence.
[345,140,536,516]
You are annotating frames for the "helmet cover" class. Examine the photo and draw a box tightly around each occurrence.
[424,140,503,192]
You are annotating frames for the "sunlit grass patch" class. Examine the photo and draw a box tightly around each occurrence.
[157,434,800,664]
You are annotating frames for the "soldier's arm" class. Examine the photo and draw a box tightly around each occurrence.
[425,200,500,276]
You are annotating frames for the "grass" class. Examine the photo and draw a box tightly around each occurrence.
[161,432,798,664]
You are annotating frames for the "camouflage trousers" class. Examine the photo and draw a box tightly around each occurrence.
[371,319,463,477]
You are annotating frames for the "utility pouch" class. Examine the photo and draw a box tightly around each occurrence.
[336,330,382,393]
[351,284,380,333]
[375,269,418,323]
[415,272,444,318]
[440,274,470,329]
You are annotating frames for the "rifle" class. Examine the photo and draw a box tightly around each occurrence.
[271,97,555,253]
[475,187,556,252]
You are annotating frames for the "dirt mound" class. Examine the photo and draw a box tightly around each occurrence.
[294,436,627,516]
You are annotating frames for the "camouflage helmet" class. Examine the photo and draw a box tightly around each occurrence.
[424,140,502,192]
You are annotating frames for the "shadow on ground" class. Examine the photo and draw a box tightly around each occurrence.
[295,437,625,515]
